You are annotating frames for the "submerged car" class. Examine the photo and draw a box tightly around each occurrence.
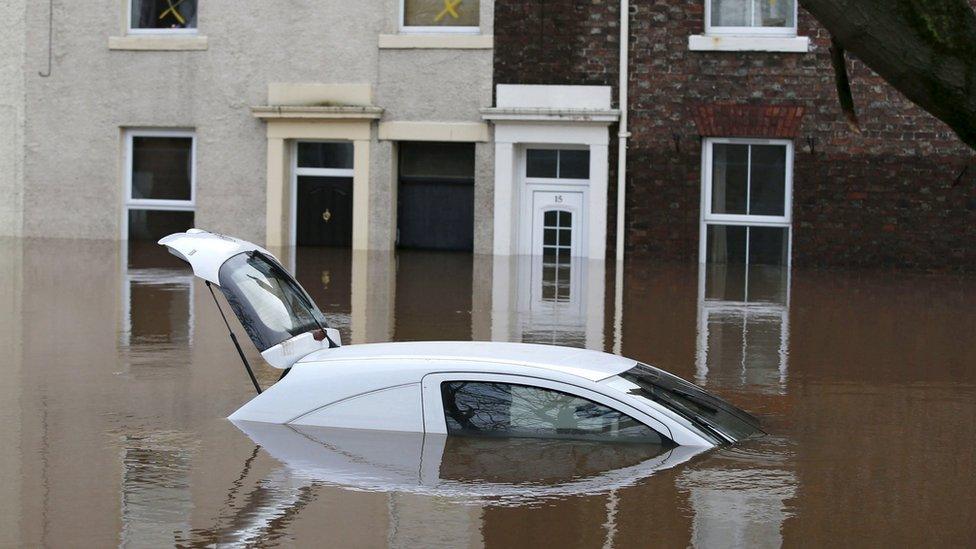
[159,229,762,447]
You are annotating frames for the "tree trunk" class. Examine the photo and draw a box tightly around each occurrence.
[799,0,976,150]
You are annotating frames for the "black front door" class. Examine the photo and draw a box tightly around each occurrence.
[296,176,353,247]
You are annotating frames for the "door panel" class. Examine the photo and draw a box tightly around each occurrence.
[297,176,353,247]
[530,190,584,258]
[397,178,474,251]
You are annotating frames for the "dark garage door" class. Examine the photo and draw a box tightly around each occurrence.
[397,142,475,251]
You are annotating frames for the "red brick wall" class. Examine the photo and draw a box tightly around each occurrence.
[495,0,976,270]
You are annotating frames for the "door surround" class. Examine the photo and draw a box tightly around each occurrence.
[253,109,381,250]
[483,85,619,260]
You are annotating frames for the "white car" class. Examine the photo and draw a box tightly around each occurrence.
[160,230,762,447]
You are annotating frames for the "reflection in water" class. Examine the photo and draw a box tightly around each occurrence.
[234,422,703,503]
[696,264,790,393]
[4,239,976,547]
[121,242,194,369]
[677,436,798,549]
[493,255,605,349]
[119,432,195,548]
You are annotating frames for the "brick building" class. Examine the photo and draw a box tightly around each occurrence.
[494,0,976,270]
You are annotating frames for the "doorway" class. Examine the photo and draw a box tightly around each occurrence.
[517,147,590,257]
[293,141,354,247]
[397,142,475,251]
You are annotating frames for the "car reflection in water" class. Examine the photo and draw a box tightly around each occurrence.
[236,422,705,501]
[174,423,707,545]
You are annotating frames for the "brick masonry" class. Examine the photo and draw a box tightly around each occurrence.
[494,0,976,270]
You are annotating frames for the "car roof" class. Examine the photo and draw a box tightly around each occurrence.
[298,341,636,382]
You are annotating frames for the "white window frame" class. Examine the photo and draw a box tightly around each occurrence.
[289,140,356,247]
[704,0,798,37]
[699,137,793,266]
[127,0,199,35]
[399,0,480,34]
[123,129,196,240]
[522,145,592,187]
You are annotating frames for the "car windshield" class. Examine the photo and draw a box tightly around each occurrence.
[618,363,762,443]
[217,252,329,351]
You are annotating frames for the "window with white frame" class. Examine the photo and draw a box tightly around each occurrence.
[701,138,792,267]
[129,0,198,33]
[124,130,195,241]
[706,0,797,36]
[401,0,480,33]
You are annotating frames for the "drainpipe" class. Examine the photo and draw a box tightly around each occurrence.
[615,0,630,263]
[612,0,630,356]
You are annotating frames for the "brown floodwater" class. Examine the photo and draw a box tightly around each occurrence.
[1,238,974,548]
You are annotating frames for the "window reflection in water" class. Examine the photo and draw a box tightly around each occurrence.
[696,263,790,393]
[119,432,195,548]
[121,242,194,367]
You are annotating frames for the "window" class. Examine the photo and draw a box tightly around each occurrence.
[297,142,354,171]
[129,0,198,33]
[401,0,480,33]
[124,131,195,241]
[440,381,668,443]
[526,148,590,180]
[542,210,572,302]
[218,252,330,352]
[701,138,792,267]
[707,0,797,36]
[619,363,763,443]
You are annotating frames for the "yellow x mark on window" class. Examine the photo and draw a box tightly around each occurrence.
[159,0,187,25]
[434,0,462,23]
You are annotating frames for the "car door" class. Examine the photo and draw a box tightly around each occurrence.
[420,372,674,444]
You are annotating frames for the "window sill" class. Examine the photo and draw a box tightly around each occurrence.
[688,35,808,53]
[378,34,493,50]
[108,35,209,51]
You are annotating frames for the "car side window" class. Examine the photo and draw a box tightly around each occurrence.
[440,381,670,444]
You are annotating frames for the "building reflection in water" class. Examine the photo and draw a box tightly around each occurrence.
[120,242,194,368]
[492,255,605,350]
[677,455,797,549]
[696,264,791,394]
[119,432,196,548]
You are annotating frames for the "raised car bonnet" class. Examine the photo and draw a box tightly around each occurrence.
[159,229,341,369]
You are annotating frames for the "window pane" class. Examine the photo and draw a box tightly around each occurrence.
[749,145,787,216]
[749,226,788,266]
[131,0,197,30]
[127,209,194,241]
[131,136,192,201]
[404,0,479,27]
[217,253,329,352]
[706,224,747,265]
[755,0,794,27]
[298,142,353,170]
[711,0,749,27]
[526,149,558,178]
[440,381,667,443]
[559,150,590,179]
[711,0,794,28]
[710,144,748,215]
[399,142,475,179]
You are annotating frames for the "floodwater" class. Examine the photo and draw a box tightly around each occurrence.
[1,238,974,548]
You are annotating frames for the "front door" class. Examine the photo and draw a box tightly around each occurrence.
[530,190,584,259]
[296,176,353,247]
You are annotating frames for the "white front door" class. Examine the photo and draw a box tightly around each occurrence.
[530,190,584,259]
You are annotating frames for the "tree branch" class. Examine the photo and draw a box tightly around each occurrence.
[830,36,861,133]
[800,0,976,150]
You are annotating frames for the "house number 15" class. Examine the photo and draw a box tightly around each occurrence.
[554,195,563,203]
